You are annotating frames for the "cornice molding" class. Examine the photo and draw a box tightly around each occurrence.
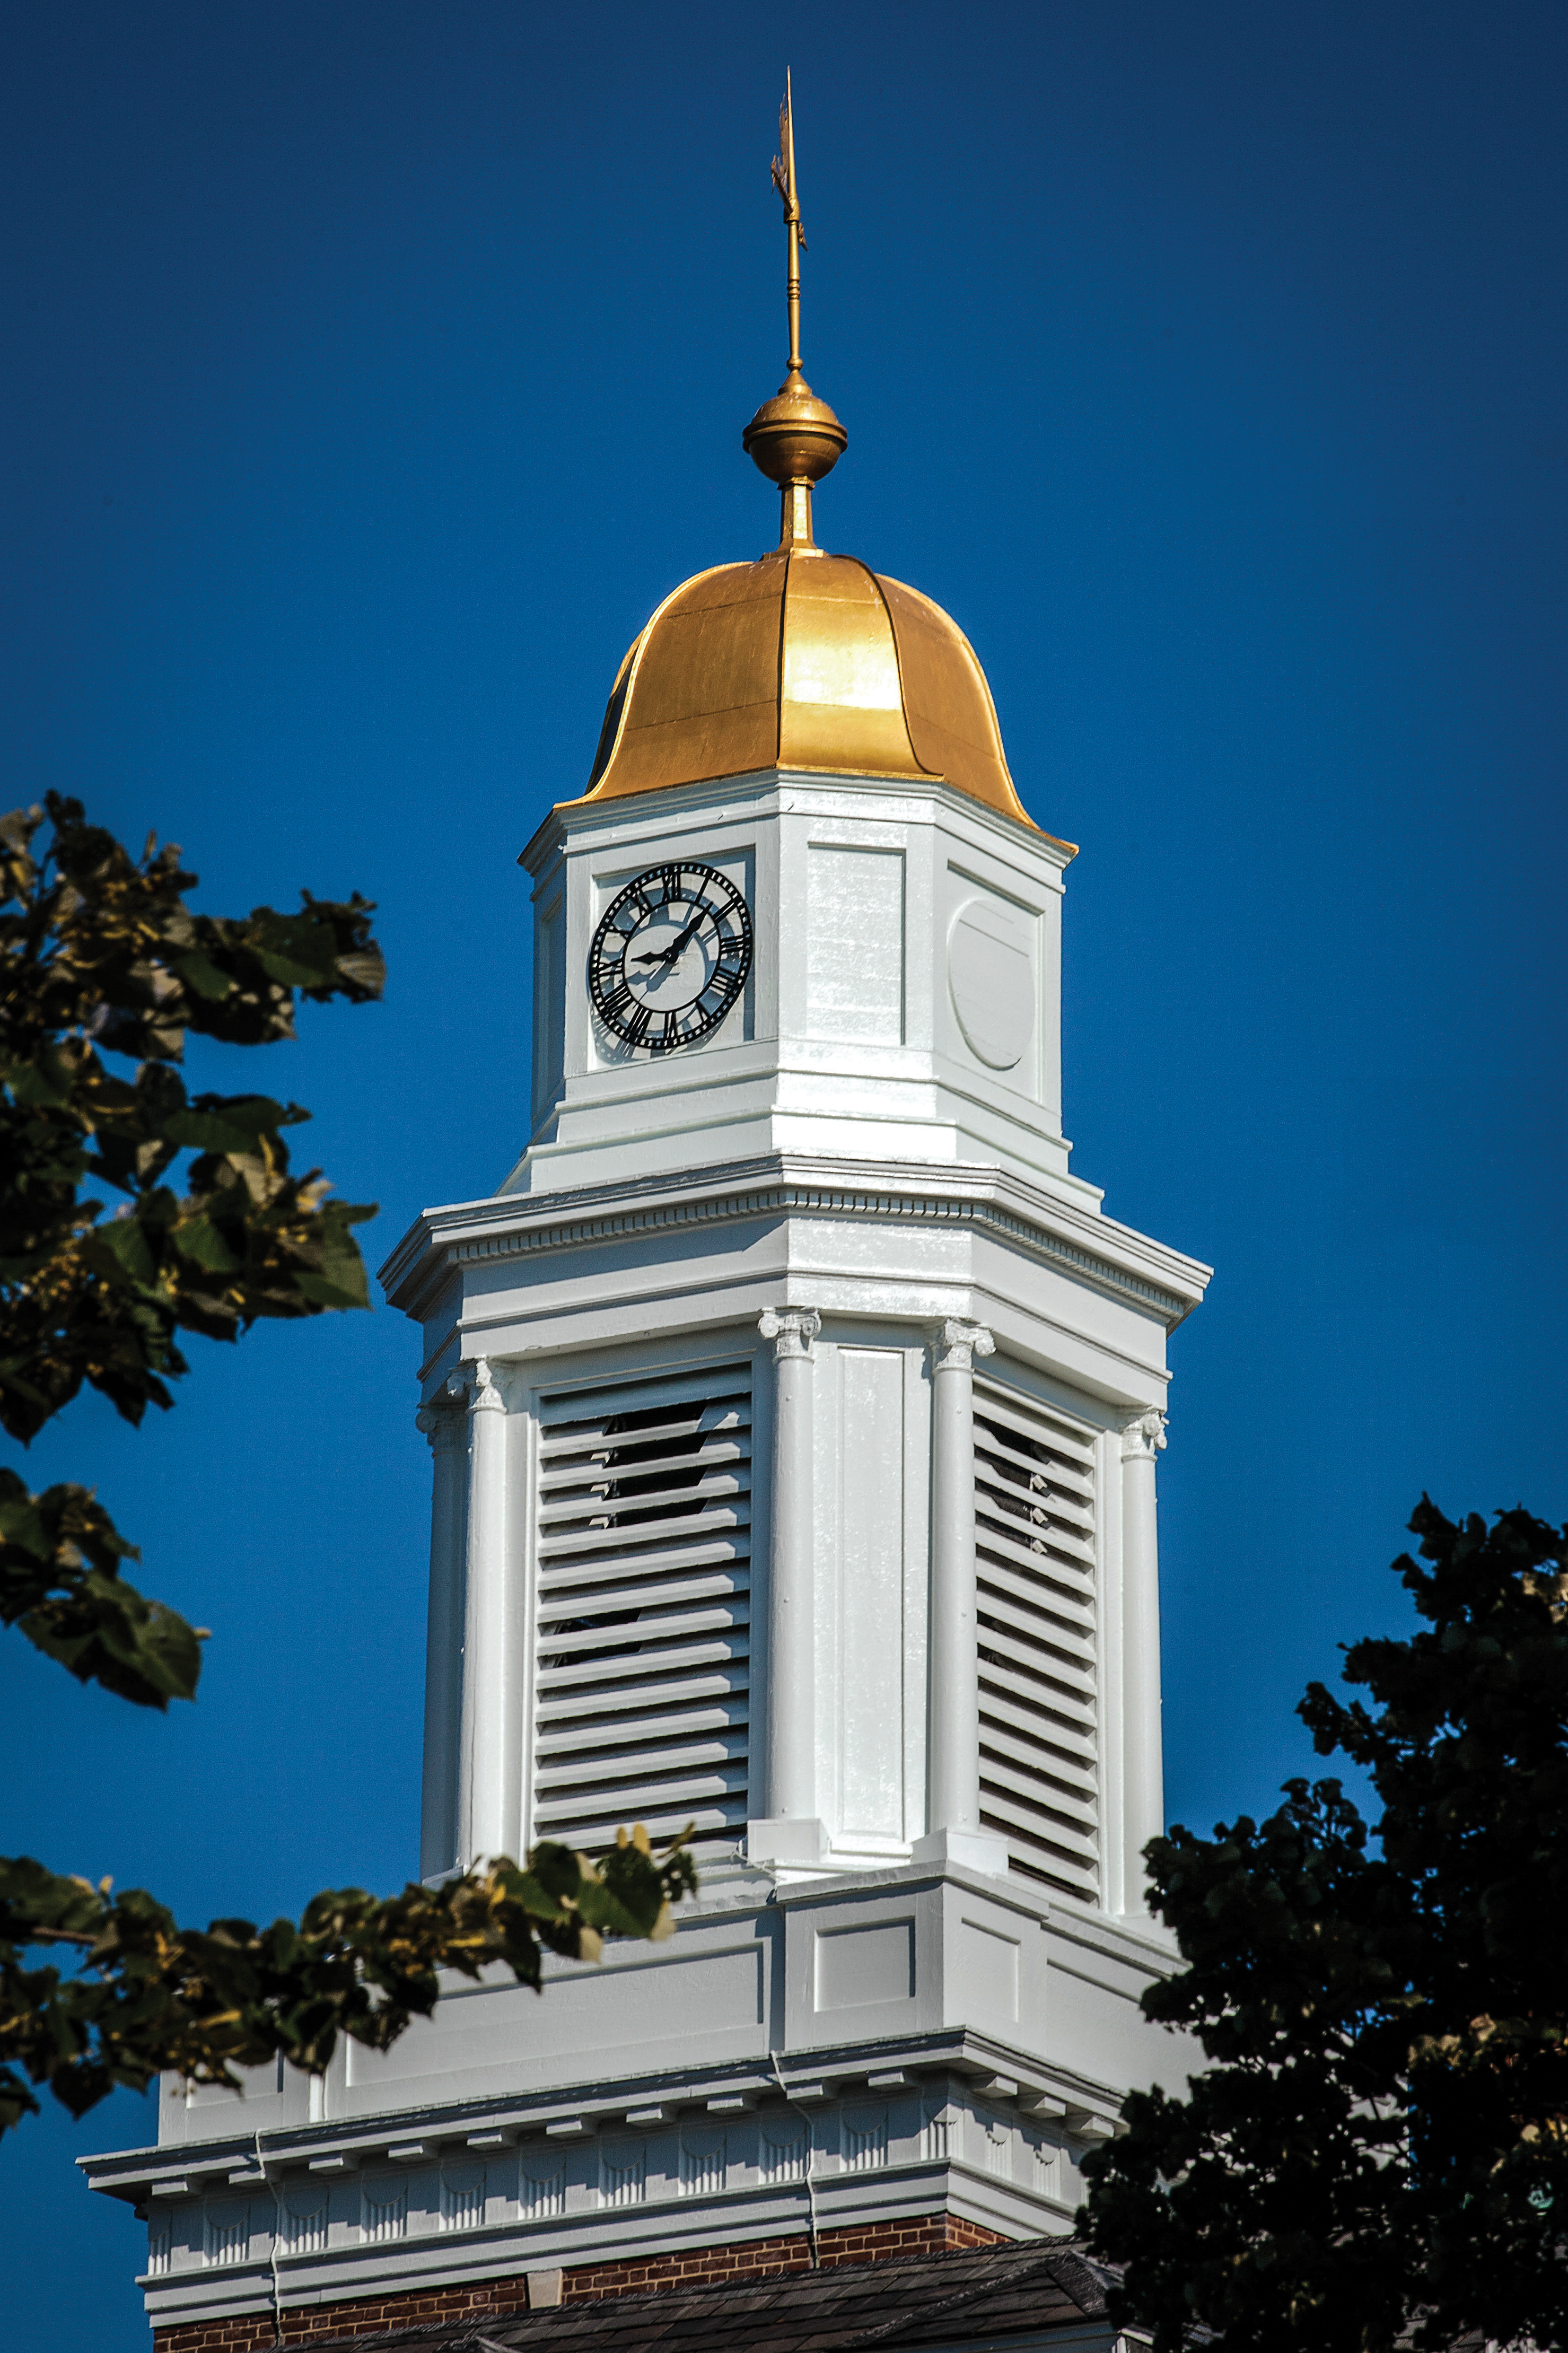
[518,765,1066,881]
[379,1152,1211,1333]
[80,2020,1122,2202]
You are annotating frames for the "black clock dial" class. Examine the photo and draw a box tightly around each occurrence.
[589,860,753,1054]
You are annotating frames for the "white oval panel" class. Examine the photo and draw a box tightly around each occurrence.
[948,897,1035,1071]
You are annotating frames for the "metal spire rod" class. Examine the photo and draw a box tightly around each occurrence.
[771,69,806,378]
[744,71,846,546]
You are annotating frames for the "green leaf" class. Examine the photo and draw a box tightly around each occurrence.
[252,949,329,987]
[85,1215,156,1287]
[21,1579,204,1708]
[0,1476,194,1709]
[7,1044,75,1108]
[163,1104,280,1154]
[171,951,234,1002]
[292,1271,365,1310]
[0,1490,48,1561]
[167,1216,241,1275]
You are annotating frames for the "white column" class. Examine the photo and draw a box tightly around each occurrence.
[416,1383,468,1882]
[915,1318,1009,1875]
[457,1358,522,1868]
[1119,1407,1167,1915]
[748,1306,826,1866]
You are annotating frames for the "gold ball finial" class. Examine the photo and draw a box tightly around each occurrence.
[742,368,847,489]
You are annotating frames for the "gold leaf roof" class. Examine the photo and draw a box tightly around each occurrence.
[575,546,1062,842]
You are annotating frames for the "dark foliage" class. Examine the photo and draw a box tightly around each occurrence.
[0,798,691,2136]
[0,793,380,1703]
[1080,1498,1568,2353]
[0,1831,695,2136]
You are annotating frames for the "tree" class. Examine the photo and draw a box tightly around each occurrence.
[1080,1497,1568,2353]
[0,795,693,2138]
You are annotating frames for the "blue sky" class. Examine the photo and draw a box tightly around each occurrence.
[1,4,1564,2339]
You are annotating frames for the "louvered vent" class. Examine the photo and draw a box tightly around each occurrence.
[974,1382,1099,1903]
[533,1368,751,1855]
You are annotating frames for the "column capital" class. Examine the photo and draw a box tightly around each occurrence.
[466,1357,507,1414]
[416,1402,466,1454]
[1120,1407,1168,1461]
[758,1306,821,1361]
[417,1372,470,1449]
[929,1318,995,1376]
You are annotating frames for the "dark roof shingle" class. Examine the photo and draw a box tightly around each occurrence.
[304,2238,1110,2353]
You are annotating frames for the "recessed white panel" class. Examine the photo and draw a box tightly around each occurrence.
[347,1945,764,2084]
[958,1915,1021,2022]
[836,1346,906,1840]
[807,845,904,1042]
[814,1917,916,2009]
[949,894,1035,1070]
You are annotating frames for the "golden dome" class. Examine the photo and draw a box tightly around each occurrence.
[580,546,1048,834]
[568,81,1066,845]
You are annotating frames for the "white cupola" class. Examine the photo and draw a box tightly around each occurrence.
[84,107,1211,2338]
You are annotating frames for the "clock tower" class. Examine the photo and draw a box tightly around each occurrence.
[83,95,1211,2342]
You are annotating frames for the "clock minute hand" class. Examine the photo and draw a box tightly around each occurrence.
[630,923,688,966]
[640,907,711,967]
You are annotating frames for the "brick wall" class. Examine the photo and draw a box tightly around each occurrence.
[562,2213,1005,2301]
[152,2212,1009,2352]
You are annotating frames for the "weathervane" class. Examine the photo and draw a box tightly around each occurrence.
[742,72,848,551]
[772,69,807,378]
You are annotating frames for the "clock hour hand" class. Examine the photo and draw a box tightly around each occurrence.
[635,906,712,967]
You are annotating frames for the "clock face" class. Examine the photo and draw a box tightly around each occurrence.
[588,861,753,1054]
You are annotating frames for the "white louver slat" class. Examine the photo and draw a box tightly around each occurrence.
[974,1380,1099,1903]
[533,1367,751,1855]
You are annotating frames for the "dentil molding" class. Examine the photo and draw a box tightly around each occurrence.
[380,1153,1211,1333]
